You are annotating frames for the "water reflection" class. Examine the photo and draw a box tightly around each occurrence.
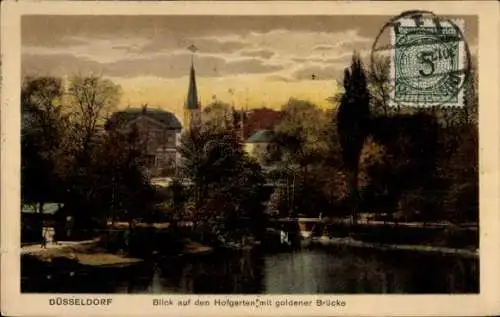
[22,247,478,294]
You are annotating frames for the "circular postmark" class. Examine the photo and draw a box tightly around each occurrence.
[371,10,472,108]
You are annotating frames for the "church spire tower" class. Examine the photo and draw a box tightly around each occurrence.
[184,45,201,130]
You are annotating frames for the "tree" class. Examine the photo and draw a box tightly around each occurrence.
[462,60,478,125]
[336,53,371,225]
[178,127,243,211]
[99,126,154,218]
[67,75,122,159]
[274,98,330,173]
[368,55,391,116]
[21,77,68,216]
[267,186,288,217]
[266,165,293,216]
[60,75,122,232]
[170,179,188,216]
[21,75,166,240]
[202,100,236,131]
[361,113,439,222]
[178,125,266,240]
[435,123,478,223]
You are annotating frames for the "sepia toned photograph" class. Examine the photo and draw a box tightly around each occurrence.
[17,11,482,295]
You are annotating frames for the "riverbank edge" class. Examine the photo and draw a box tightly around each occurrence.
[21,238,218,268]
[22,232,478,270]
[310,236,478,259]
[22,248,144,268]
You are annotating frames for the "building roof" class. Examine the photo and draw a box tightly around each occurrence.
[246,129,275,143]
[105,107,182,130]
[243,108,283,138]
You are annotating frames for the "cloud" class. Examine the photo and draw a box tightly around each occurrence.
[240,49,275,59]
[290,51,365,66]
[110,44,144,54]
[326,50,372,63]
[103,54,218,78]
[19,15,477,111]
[291,57,309,63]
[106,54,283,78]
[291,56,339,64]
[313,45,336,51]
[194,38,249,54]
[23,36,155,64]
[22,30,89,48]
[22,52,284,79]
[22,53,105,77]
[242,29,372,57]
[138,36,250,55]
[223,58,283,75]
[22,16,378,82]
[21,15,390,47]
[21,27,373,83]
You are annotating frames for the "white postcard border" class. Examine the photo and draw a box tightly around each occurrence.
[2,1,499,316]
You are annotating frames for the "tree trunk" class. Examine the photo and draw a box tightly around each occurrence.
[127,211,136,254]
[349,166,359,226]
[38,202,45,237]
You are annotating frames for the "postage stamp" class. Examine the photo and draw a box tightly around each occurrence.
[371,11,471,108]
[1,1,499,317]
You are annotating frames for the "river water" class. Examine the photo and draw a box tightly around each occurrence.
[22,246,478,293]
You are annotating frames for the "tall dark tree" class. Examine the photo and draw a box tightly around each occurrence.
[97,126,154,224]
[274,98,330,174]
[368,55,391,116]
[336,53,371,224]
[21,77,67,214]
[67,75,122,162]
[63,75,122,232]
[178,125,266,241]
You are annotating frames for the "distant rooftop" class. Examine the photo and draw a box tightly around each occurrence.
[105,107,182,130]
[246,129,275,143]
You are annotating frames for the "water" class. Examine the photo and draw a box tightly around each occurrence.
[22,246,479,294]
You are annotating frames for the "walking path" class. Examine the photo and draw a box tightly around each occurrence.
[21,238,100,255]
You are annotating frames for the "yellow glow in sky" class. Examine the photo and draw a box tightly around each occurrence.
[114,75,341,121]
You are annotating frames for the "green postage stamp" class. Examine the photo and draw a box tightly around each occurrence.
[388,13,469,107]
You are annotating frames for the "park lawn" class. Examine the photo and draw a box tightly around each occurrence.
[74,252,143,266]
[183,239,213,255]
[32,244,143,267]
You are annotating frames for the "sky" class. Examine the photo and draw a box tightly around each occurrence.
[22,15,478,122]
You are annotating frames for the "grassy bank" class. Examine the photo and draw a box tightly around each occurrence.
[310,236,478,259]
[317,222,478,250]
[23,243,143,267]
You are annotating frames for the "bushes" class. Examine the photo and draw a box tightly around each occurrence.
[352,112,478,224]
[323,223,478,249]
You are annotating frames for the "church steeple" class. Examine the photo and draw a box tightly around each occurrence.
[186,61,199,110]
[184,45,201,130]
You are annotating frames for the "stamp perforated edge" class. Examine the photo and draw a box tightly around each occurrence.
[387,14,469,108]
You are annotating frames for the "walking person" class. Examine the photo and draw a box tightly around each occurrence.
[52,229,58,245]
[41,235,47,249]
[41,227,48,248]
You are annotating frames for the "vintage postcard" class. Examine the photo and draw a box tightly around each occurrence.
[1,1,499,316]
